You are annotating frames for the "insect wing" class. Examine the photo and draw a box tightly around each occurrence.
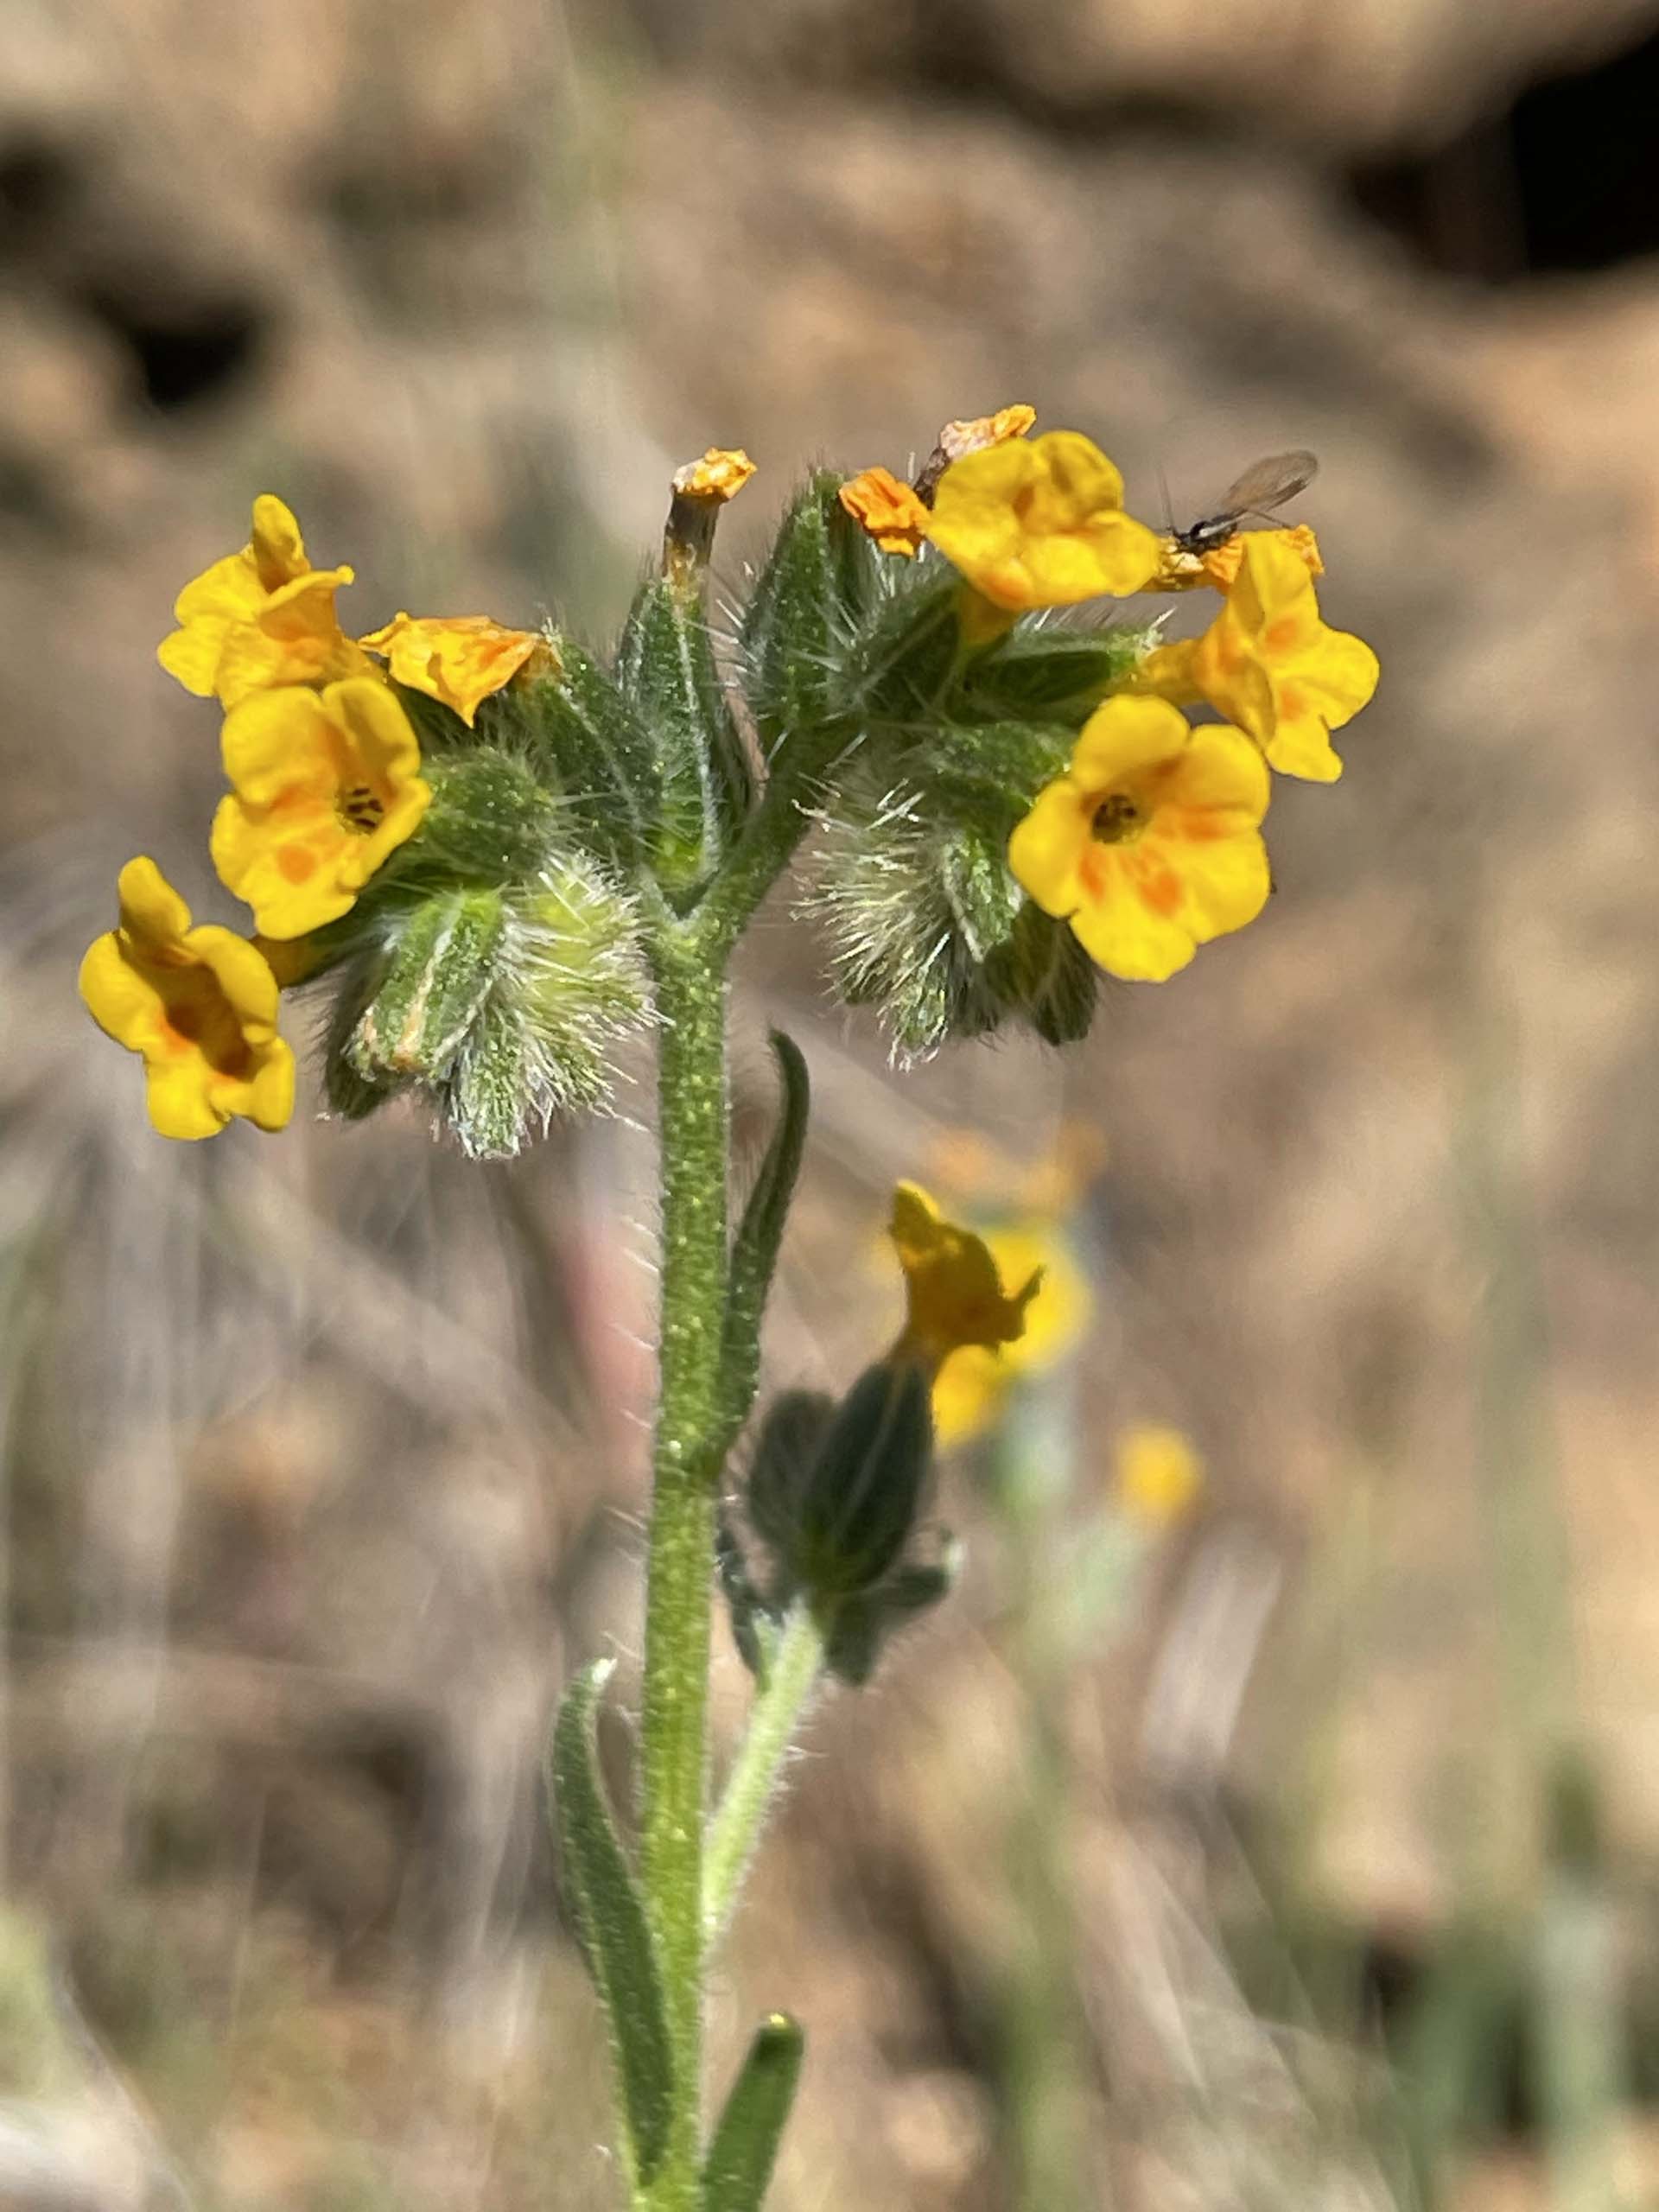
[1220,448,1319,520]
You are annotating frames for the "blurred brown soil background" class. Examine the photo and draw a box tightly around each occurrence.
[6,1,1659,2206]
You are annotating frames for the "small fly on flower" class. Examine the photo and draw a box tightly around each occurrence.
[1171,449,1319,556]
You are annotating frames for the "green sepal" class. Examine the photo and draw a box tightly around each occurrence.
[398,749,563,885]
[548,1661,675,2187]
[717,1032,810,1452]
[702,2013,805,2212]
[794,1360,934,1602]
[439,988,536,1159]
[744,1389,837,1578]
[516,645,661,874]
[616,576,755,898]
[842,569,963,728]
[823,1541,961,1688]
[988,899,1099,1046]
[817,790,1014,1056]
[345,888,505,1086]
[938,821,1022,963]
[959,624,1157,722]
[923,721,1075,821]
[319,945,410,1121]
[741,474,855,757]
[437,855,652,1156]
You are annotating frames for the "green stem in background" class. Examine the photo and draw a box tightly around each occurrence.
[993,1382,1092,2212]
[639,924,734,2207]
[703,1603,826,1944]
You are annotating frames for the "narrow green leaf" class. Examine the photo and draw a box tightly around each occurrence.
[702,2013,804,2211]
[548,1661,675,2184]
[717,1033,810,1446]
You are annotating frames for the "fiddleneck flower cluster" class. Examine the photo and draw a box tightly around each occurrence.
[837,411,1379,984]
[83,496,562,1138]
[83,412,1380,1136]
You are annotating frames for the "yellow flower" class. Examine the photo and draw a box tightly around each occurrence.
[1183,533,1377,782]
[359,613,558,728]
[888,1182,1041,1372]
[252,932,327,988]
[157,494,374,708]
[1008,695,1271,983]
[1146,523,1324,595]
[1115,1424,1203,1527]
[931,1221,1091,1446]
[838,467,931,557]
[925,430,1161,611]
[211,678,432,938]
[1198,523,1323,592]
[79,858,295,1141]
[670,448,756,502]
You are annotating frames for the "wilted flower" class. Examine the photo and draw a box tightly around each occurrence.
[838,467,931,557]
[79,857,294,1139]
[671,448,757,502]
[360,612,558,727]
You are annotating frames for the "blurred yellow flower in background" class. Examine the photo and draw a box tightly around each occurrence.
[888,1182,1041,1371]
[925,430,1161,610]
[1009,695,1271,982]
[1114,1424,1204,1527]
[838,467,931,557]
[210,677,431,938]
[158,494,374,708]
[360,613,558,727]
[79,857,294,1140]
[931,1221,1092,1446]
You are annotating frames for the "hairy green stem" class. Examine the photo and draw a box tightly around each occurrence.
[639,925,734,2206]
[690,724,853,955]
[702,1604,826,1944]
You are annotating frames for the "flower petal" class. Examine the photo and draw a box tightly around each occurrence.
[249,494,310,592]
[1065,858,1198,982]
[1068,694,1192,791]
[1007,776,1091,917]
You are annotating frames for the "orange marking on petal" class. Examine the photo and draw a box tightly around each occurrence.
[277,842,320,885]
[1135,861,1185,917]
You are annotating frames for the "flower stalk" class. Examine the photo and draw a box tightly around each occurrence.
[702,1602,826,1946]
[638,923,734,2204]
